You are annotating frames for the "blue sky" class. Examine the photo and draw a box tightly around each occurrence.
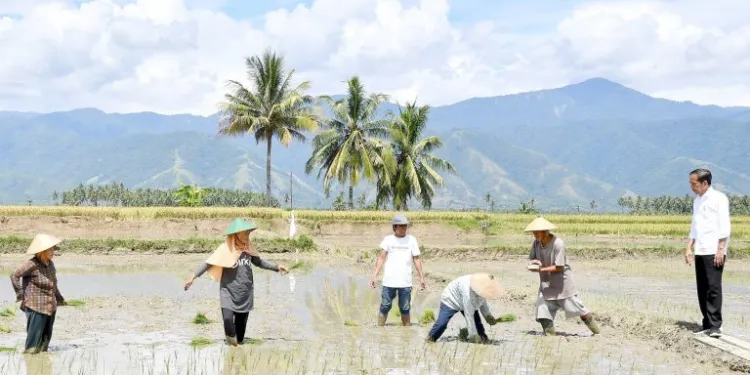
[0,0,748,114]
[210,0,578,32]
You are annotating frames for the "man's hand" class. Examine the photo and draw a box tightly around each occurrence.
[278,265,288,274]
[714,250,726,267]
[684,249,693,266]
[370,278,377,289]
[485,315,497,326]
[419,279,426,291]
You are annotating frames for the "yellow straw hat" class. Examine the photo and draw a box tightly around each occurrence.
[26,234,62,255]
[470,273,505,300]
[523,217,556,232]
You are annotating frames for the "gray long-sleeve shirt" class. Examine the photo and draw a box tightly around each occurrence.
[194,252,279,312]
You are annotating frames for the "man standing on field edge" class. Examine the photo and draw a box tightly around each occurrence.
[686,168,731,338]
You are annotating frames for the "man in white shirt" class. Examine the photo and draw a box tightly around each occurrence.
[685,168,731,338]
[370,215,426,326]
[425,273,503,344]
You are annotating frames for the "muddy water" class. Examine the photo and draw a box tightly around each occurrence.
[0,255,736,374]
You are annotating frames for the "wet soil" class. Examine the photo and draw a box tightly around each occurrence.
[0,254,748,374]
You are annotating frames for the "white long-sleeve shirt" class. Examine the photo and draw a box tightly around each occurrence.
[690,186,731,256]
[440,275,491,338]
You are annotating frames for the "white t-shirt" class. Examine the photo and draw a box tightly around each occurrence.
[379,234,421,288]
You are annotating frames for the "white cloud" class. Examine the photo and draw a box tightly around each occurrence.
[0,0,749,115]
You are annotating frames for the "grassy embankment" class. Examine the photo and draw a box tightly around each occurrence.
[1,206,748,258]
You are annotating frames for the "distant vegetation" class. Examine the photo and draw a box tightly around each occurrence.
[56,182,278,208]
[618,195,750,215]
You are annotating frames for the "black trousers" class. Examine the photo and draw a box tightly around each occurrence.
[695,254,724,330]
[23,307,56,354]
[221,308,250,343]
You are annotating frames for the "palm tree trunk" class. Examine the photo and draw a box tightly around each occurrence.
[266,135,273,206]
[348,185,354,210]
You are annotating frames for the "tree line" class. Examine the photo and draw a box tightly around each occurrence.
[617,195,750,215]
[56,182,278,208]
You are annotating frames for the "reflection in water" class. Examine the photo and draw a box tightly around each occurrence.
[23,353,52,375]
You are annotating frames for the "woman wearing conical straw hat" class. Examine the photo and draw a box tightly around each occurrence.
[425,273,505,344]
[10,234,67,354]
[184,218,288,346]
[525,216,600,336]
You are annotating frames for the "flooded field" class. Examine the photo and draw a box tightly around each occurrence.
[2,254,749,374]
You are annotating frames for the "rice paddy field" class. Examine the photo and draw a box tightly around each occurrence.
[1,206,750,374]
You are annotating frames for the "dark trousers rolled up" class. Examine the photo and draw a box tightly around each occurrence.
[427,303,487,342]
[695,254,724,330]
[221,308,250,343]
[23,307,56,354]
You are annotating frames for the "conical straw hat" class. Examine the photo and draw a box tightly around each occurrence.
[470,273,505,300]
[26,234,62,255]
[224,218,257,236]
[523,217,556,232]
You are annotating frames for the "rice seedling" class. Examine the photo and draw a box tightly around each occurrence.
[458,328,468,341]
[0,307,15,317]
[0,346,15,352]
[65,299,85,307]
[243,338,264,345]
[192,312,212,325]
[497,313,517,323]
[419,309,436,325]
[288,259,313,273]
[189,337,214,347]
[343,319,360,327]
[0,324,10,333]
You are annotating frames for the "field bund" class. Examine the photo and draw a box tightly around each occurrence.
[1,206,750,374]
[1,206,749,258]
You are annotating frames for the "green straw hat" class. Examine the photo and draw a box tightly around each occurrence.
[224,218,257,236]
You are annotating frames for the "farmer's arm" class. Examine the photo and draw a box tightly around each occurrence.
[251,256,280,272]
[10,261,36,301]
[193,262,210,278]
[539,242,565,273]
[463,290,480,338]
[528,246,541,265]
[371,251,387,279]
[54,277,65,304]
[413,257,426,285]
[411,238,426,287]
[371,237,389,279]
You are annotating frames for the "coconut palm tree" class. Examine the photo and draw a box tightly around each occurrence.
[218,49,318,205]
[305,76,393,208]
[388,101,455,211]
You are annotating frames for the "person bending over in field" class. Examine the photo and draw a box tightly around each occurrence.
[184,218,288,346]
[370,215,426,326]
[425,273,504,344]
[525,217,600,336]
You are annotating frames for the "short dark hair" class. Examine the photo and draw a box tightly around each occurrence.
[690,168,712,185]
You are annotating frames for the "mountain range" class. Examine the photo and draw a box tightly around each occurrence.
[1,77,748,211]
